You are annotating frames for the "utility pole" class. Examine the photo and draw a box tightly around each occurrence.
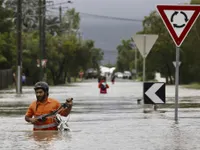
[39,0,43,81]
[59,6,62,26]
[38,0,52,81]
[17,0,22,94]
[42,0,47,81]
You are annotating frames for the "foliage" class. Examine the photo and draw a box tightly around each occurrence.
[5,0,38,31]
[0,33,16,70]
[0,5,104,85]
[116,39,135,72]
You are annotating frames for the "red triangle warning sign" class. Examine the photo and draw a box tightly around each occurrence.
[156,5,200,47]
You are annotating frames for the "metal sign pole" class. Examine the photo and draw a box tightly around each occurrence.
[135,49,137,79]
[175,46,180,123]
[143,58,146,82]
[142,35,146,111]
[143,35,146,82]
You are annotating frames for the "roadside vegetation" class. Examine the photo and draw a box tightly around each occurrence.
[183,83,200,89]
[0,1,103,85]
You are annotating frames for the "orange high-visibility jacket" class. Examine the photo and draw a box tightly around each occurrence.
[25,98,68,130]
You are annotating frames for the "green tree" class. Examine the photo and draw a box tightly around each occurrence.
[0,33,16,69]
[116,39,135,73]
[5,0,38,31]
[45,34,103,85]
[0,0,13,33]
[46,16,60,35]
[0,0,15,70]
[176,0,200,83]
[21,32,41,83]
[0,5,104,85]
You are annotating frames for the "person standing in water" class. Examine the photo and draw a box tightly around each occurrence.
[98,76,109,94]
[25,81,73,130]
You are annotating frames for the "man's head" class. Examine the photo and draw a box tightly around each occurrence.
[34,81,49,102]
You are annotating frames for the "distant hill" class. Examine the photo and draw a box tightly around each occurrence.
[80,17,143,65]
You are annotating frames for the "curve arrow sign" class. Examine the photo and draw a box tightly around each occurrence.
[144,82,165,104]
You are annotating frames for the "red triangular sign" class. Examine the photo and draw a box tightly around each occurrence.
[156,5,200,47]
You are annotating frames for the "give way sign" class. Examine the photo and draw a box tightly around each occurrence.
[156,5,200,47]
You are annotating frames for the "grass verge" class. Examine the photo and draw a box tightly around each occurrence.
[183,83,200,89]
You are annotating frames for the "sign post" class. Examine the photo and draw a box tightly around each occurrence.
[175,46,180,122]
[143,36,146,82]
[156,4,200,122]
[173,59,181,121]
[132,34,158,112]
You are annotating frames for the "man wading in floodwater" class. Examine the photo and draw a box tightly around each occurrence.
[25,81,73,130]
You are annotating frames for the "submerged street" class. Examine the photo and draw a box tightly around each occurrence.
[1,0,200,150]
[0,79,200,150]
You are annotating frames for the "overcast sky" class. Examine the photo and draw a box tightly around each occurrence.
[53,0,190,18]
[51,0,190,64]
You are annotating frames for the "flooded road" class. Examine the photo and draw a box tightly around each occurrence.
[0,79,200,150]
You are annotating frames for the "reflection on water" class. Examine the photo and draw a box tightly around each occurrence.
[0,130,72,150]
[29,131,62,141]
[25,131,72,150]
[172,125,182,150]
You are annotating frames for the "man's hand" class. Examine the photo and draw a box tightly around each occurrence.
[65,98,73,108]
[29,118,39,124]
[25,116,39,124]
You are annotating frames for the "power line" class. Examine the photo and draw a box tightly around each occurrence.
[15,1,73,10]
[79,12,143,22]
[38,1,73,9]
[48,6,69,10]
[47,6,143,22]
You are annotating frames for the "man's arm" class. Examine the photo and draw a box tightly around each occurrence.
[60,98,73,117]
[25,103,38,124]
[60,107,72,117]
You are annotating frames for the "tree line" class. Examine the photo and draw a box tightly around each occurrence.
[0,0,103,85]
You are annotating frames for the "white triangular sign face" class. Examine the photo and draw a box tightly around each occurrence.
[132,34,158,58]
[157,5,200,47]
[173,61,181,67]
[165,10,194,37]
